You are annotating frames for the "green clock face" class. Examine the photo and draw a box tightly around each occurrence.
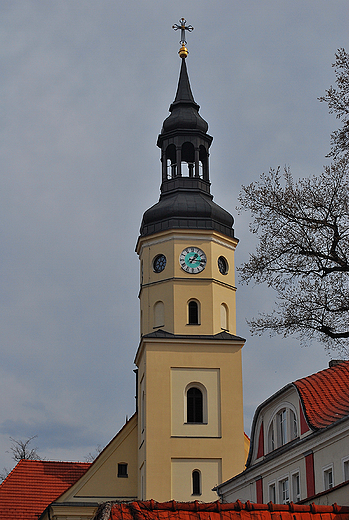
[179,247,207,274]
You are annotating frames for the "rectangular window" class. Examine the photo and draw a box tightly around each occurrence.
[292,473,300,502]
[118,463,128,478]
[344,460,349,481]
[324,468,333,490]
[268,483,276,503]
[279,478,289,504]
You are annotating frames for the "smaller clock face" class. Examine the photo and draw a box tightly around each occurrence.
[153,254,166,273]
[218,256,228,275]
[179,247,207,274]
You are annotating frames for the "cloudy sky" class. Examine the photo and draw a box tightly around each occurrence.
[0,1,348,472]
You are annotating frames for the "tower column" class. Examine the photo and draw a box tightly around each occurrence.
[161,150,167,181]
[176,146,181,176]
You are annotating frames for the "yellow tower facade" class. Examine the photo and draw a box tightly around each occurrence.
[135,40,246,502]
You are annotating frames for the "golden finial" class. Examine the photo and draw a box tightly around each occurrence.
[172,18,194,58]
[178,44,188,59]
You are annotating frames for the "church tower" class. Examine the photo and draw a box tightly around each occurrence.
[135,21,246,502]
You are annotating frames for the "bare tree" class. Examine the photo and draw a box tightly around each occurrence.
[319,48,349,159]
[9,435,41,462]
[0,435,41,482]
[238,49,349,353]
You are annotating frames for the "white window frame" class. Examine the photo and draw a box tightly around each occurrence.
[278,409,287,446]
[268,480,276,502]
[266,403,298,453]
[323,464,334,491]
[342,456,349,482]
[278,475,289,504]
[291,471,301,502]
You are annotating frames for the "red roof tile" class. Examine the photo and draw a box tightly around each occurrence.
[93,500,349,520]
[0,459,90,520]
[294,360,349,429]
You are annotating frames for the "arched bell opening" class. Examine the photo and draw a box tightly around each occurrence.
[165,144,177,179]
[181,142,195,177]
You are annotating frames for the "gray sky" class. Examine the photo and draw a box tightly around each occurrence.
[0,1,347,472]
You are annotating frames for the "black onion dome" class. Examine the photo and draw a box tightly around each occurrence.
[140,184,235,238]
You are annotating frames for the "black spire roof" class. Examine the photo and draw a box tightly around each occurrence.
[139,57,235,239]
[161,58,208,134]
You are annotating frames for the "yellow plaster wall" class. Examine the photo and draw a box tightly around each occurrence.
[135,339,245,502]
[137,230,238,336]
[171,458,221,502]
[171,367,221,437]
[58,414,138,503]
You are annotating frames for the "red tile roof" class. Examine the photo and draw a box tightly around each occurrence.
[93,500,349,520]
[0,459,90,520]
[294,360,349,429]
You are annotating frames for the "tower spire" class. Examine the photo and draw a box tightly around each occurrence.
[138,21,234,240]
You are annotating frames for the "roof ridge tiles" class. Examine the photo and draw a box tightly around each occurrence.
[94,500,349,520]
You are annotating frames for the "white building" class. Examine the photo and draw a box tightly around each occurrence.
[216,360,349,505]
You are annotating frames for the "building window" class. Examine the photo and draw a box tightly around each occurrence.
[343,459,349,481]
[278,409,287,446]
[279,478,289,504]
[267,406,298,453]
[188,300,199,325]
[324,467,334,490]
[187,387,203,423]
[118,463,128,478]
[292,472,300,502]
[218,256,228,275]
[192,470,201,495]
[268,423,275,452]
[290,409,298,440]
[268,483,276,503]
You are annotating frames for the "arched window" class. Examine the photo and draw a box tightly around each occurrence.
[268,423,275,452]
[188,300,199,325]
[154,301,164,328]
[220,303,228,330]
[181,142,195,177]
[187,387,203,423]
[165,144,177,178]
[290,409,298,440]
[192,470,201,495]
[267,406,298,453]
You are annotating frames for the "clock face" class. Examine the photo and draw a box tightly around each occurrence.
[179,247,207,274]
